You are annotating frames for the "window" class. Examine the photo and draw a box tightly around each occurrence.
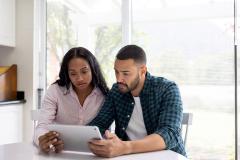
[41,0,237,159]
[132,0,235,159]
[46,0,121,87]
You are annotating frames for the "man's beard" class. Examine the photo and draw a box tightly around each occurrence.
[117,75,140,93]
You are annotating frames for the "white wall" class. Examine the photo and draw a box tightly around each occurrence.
[0,0,34,142]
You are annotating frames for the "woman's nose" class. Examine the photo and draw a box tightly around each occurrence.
[76,75,83,81]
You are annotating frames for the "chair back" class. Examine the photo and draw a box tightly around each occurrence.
[182,112,193,147]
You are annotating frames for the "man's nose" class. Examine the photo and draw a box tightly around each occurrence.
[116,74,123,83]
[117,78,125,84]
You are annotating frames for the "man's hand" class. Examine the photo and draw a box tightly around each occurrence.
[88,130,130,158]
[38,131,64,153]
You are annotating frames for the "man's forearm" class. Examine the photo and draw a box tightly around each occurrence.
[123,134,166,155]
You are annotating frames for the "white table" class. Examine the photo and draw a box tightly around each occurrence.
[0,143,188,160]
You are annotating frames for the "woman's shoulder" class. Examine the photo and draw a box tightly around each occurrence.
[94,87,106,98]
[46,83,66,96]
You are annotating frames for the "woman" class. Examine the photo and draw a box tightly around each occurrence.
[34,47,109,153]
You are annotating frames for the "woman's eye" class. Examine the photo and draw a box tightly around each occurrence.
[82,70,88,74]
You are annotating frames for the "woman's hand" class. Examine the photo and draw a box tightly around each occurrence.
[38,131,64,153]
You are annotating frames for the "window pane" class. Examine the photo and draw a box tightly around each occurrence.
[237,0,240,158]
[47,0,121,87]
[132,0,234,159]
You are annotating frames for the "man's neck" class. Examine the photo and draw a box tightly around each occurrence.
[131,76,146,97]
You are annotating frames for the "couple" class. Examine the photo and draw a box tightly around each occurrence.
[34,45,186,158]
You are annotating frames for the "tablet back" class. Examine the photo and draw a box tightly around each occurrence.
[47,124,102,152]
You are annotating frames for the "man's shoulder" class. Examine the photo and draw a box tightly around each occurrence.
[111,83,119,90]
[148,74,177,89]
[108,83,122,97]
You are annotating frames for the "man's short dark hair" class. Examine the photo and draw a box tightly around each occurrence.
[116,45,146,64]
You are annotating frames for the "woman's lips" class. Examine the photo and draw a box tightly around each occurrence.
[76,83,86,86]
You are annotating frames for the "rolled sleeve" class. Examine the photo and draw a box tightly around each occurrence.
[154,83,183,150]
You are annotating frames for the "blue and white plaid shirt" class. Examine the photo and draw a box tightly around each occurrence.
[89,72,186,157]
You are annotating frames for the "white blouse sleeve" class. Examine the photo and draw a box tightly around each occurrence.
[33,84,58,146]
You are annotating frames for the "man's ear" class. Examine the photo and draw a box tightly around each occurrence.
[140,65,147,76]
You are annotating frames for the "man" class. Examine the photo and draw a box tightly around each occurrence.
[88,45,186,157]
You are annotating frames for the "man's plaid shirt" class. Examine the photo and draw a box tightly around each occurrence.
[89,72,186,156]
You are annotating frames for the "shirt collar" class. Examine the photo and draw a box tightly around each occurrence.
[66,83,101,97]
[139,72,151,96]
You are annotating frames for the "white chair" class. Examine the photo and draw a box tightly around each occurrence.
[182,113,193,147]
[31,109,40,126]
[31,109,41,137]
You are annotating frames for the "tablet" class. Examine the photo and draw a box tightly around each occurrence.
[47,124,103,152]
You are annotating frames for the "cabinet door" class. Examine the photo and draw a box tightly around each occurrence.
[0,0,15,47]
[0,104,22,145]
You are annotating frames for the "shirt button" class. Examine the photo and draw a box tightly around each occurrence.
[127,115,130,118]
[122,127,125,130]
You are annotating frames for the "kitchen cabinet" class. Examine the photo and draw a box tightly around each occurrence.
[0,103,23,145]
[0,0,15,47]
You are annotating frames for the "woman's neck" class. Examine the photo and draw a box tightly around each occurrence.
[73,84,94,106]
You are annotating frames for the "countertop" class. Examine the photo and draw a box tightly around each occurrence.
[0,99,26,105]
[0,91,25,105]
